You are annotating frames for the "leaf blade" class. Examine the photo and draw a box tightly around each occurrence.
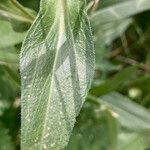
[20,0,94,150]
[100,92,150,133]
[90,0,150,31]
[90,66,138,96]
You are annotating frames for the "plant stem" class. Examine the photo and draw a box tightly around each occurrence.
[87,94,100,106]
[115,55,150,72]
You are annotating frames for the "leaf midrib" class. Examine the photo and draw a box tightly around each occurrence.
[39,0,66,148]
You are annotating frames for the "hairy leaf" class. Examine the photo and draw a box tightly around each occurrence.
[20,0,94,150]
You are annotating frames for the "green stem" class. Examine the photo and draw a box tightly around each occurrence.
[87,94,101,106]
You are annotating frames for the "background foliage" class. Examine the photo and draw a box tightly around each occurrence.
[0,0,150,149]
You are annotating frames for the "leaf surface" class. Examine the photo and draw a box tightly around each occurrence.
[90,66,138,96]
[95,18,132,45]
[90,0,150,31]
[0,0,36,31]
[0,20,25,48]
[20,0,94,150]
[100,92,150,133]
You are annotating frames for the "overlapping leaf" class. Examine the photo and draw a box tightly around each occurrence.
[20,0,94,150]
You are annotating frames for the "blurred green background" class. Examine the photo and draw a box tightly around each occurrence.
[0,0,150,149]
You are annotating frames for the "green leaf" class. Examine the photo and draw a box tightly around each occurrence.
[20,0,94,150]
[90,0,150,31]
[0,0,35,24]
[0,65,19,102]
[0,50,18,64]
[100,92,150,133]
[0,20,25,48]
[4,66,20,86]
[0,0,36,31]
[128,75,150,92]
[100,0,129,8]
[117,132,148,150]
[95,18,132,45]
[90,66,138,96]
[0,47,20,85]
[0,123,15,150]
[66,108,119,150]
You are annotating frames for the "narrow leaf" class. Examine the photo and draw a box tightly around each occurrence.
[100,92,150,133]
[20,0,94,150]
[0,0,36,31]
[95,18,132,45]
[0,0,35,24]
[90,0,150,31]
[90,66,138,96]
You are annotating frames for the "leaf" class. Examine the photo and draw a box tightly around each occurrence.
[0,20,25,48]
[95,18,132,45]
[117,132,148,150]
[90,66,138,96]
[128,75,150,92]
[0,46,20,85]
[0,47,18,65]
[90,0,150,31]
[66,108,119,150]
[0,65,19,101]
[0,0,36,31]
[4,66,20,86]
[0,0,35,24]
[0,50,18,64]
[0,123,15,150]
[20,0,94,150]
[93,19,132,71]
[100,92,150,133]
[100,0,129,8]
